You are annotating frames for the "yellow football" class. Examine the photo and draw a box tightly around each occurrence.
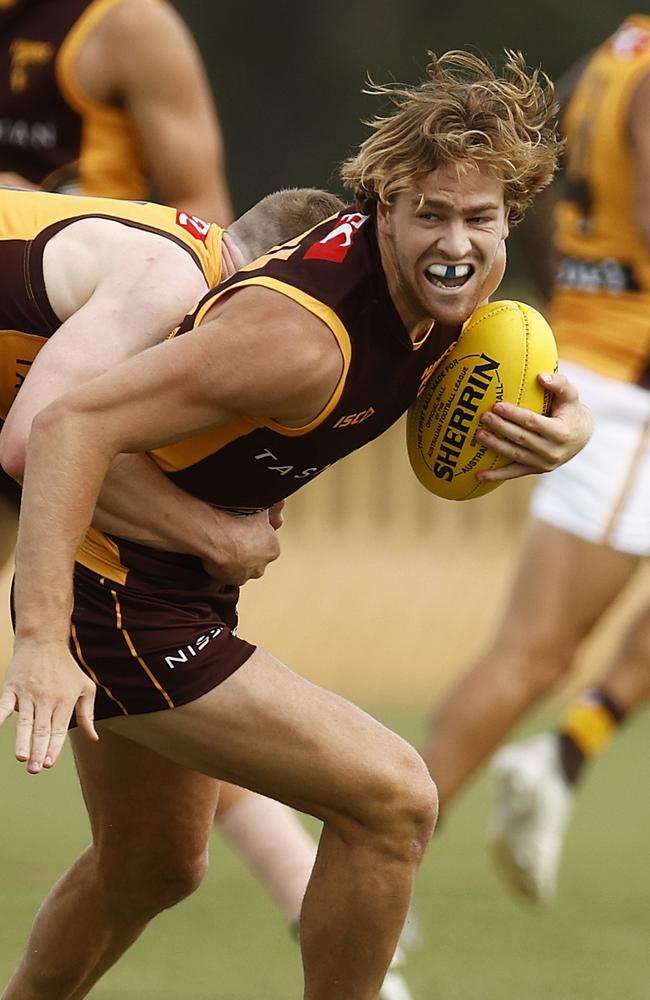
[406,300,558,501]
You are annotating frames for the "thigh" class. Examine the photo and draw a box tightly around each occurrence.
[102,648,424,825]
[495,518,640,647]
[71,726,220,861]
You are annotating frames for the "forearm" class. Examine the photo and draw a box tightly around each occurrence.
[14,408,111,640]
[93,452,224,556]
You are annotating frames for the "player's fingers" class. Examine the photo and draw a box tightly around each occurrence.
[479,410,547,447]
[74,688,99,745]
[476,461,537,482]
[480,408,570,459]
[476,429,554,472]
[14,701,35,762]
[537,370,578,402]
[27,705,57,773]
[42,703,74,768]
[0,688,18,727]
[269,501,285,530]
[483,403,564,442]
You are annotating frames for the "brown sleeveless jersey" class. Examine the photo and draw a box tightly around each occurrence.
[151,210,461,512]
[0,0,151,196]
[78,209,462,582]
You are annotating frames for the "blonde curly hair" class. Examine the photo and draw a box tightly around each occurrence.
[340,50,561,225]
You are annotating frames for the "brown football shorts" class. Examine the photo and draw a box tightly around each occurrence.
[68,541,256,720]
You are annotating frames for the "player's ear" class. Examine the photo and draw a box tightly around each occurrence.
[376,200,391,233]
[502,210,510,240]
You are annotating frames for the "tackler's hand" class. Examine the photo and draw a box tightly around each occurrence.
[202,507,281,585]
[0,639,98,773]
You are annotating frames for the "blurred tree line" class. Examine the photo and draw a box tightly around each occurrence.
[175,0,634,214]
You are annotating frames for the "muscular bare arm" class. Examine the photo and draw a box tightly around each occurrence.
[0,289,341,769]
[0,224,233,561]
[75,0,233,224]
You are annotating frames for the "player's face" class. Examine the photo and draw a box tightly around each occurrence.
[376,162,509,334]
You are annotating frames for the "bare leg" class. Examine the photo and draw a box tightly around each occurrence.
[103,649,437,1000]
[597,603,650,712]
[3,649,435,1000]
[215,782,317,927]
[2,729,219,1000]
[422,520,639,813]
[487,600,650,903]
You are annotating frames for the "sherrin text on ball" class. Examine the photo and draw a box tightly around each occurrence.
[407,300,558,501]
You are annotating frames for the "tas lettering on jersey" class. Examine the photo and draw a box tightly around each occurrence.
[304,212,368,263]
[176,210,210,242]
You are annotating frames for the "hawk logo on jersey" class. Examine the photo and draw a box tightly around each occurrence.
[9,39,53,93]
[175,210,210,242]
[304,212,368,263]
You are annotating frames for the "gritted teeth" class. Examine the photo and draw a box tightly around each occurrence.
[427,263,472,279]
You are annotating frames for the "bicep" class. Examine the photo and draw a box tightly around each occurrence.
[3,262,203,458]
[50,292,343,458]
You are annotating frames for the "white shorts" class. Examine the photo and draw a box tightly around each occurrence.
[531,362,650,555]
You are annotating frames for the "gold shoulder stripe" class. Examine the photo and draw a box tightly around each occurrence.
[192,276,352,437]
[56,0,130,117]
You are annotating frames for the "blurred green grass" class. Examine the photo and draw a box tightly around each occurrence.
[1,704,648,999]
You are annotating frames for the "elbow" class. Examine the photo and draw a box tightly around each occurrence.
[0,428,28,483]
[29,397,117,465]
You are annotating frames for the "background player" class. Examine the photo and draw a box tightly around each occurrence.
[419,14,650,902]
[0,0,233,219]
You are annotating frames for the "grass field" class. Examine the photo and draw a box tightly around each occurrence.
[1,705,648,999]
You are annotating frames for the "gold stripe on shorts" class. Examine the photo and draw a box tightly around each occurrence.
[70,621,128,716]
[110,590,175,709]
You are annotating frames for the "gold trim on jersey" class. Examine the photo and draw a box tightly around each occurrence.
[151,276,353,474]
[197,275,352,433]
[55,0,149,200]
[76,527,128,584]
[152,417,256,472]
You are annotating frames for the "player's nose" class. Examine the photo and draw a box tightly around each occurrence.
[435,220,472,260]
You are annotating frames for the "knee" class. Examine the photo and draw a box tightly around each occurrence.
[97,844,209,918]
[353,742,438,864]
[499,631,577,694]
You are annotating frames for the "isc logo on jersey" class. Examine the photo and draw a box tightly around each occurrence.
[304,212,368,262]
[176,210,210,242]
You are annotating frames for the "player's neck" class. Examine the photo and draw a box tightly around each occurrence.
[221,232,246,279]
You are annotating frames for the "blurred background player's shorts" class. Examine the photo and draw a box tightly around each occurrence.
[531,361,650,554]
